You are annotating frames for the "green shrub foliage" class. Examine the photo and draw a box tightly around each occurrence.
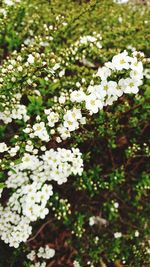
[0,0,150,266]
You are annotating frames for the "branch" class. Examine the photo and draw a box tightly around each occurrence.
[26,219,52,243]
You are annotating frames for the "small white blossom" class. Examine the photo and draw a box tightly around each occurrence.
[27,54,34,64]
[89,216,95,226]
[135,230,139,237]
[114,232,122,238]
[0,142,8,153]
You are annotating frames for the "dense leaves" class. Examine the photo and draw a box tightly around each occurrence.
[0,0,150,267]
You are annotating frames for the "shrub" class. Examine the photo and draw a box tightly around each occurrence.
[0,0,150,266]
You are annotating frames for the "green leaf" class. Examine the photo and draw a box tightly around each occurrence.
[0,183,5,189]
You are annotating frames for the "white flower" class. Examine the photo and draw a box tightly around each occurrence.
[80,35,97,44]
[17,66,23,72]
[8,145,20,157]
[114,0,128,3]
[130,58,143,73]
[111,51,131,70]
[0,50,144,250]
[47,112,59,127]
[63,119,79,132]
[130,70,143,80]
[87,85,106,100]
[80,117,86,125]
[20,154,40,170]
[25,144,34,152]
[59,69,65,77]
[96,66,111,80]
[57,125,71,140]
[58,95,66,104]
[144,69,150,79]
[4,0,14,6]
[56,136,62,143]
[37,245,55,259]
[0,103,29,124]
[89,216,95,226]
[27,250,36,261]
[119,78,140,94]
[0,189,3,199]
[33,122,49,142]
[73,260,81,267]
[100,81,123,98]
[69,108,82,120]
[114,232,122,238]
[70,90,86,102]
[96,41,102,49]
[85,94,103,114]
[0,207,32,248]
[135,230,139,237]
[63,108,82,131]
[0,142,8,153]
[53,63,60,70]
[114,202,119,208]
[27,54,34,64]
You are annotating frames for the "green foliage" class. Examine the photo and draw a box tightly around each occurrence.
[27,95,43,115]
[0,0,150,266]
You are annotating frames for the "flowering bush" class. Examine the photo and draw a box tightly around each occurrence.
[0,0,150,266]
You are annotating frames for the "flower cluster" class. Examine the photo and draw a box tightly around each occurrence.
[0,148,83,247]
[64,32,102,64]
[6,147,83,188]
[114,232,122,238]
[114,0,128,4]
[22,51,143,144]
[0,18,144,257]
[0,142,8,153]
[59,51,143,127]
[0,141,20,157]
[3,0,20,6]
[0,206,32,248]
[32,122,49,142]
[79,34,102,49]
[0,0,149,265]
[37,246,55,259]
[27,245,55,266]
[73,260,81,267]
[0,93,29,124]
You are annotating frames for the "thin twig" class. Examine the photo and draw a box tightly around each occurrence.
[27,219,52,243]
[120,99,150,116]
